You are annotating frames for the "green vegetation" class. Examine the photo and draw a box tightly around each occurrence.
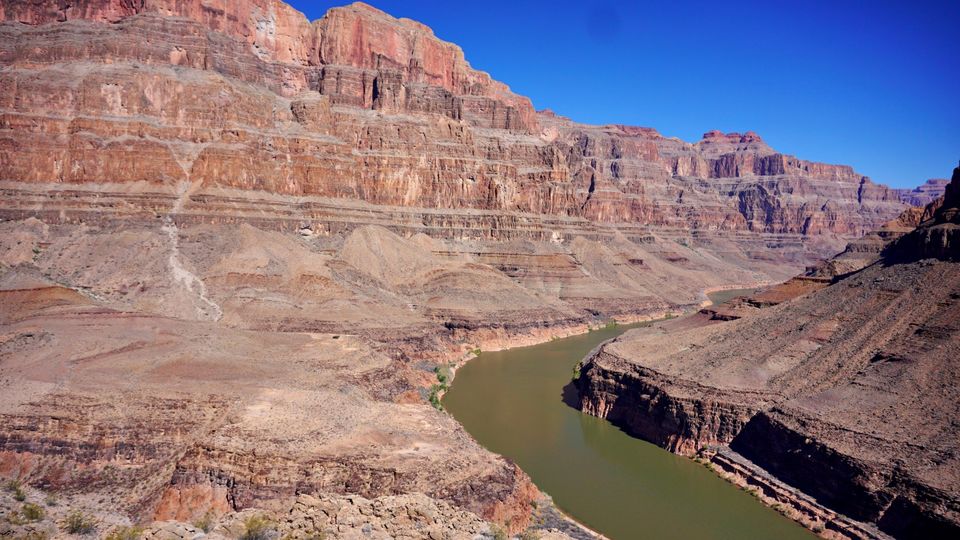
[105,525,144,540]
[434,365,450,385]
[240,515,275,540]
[428,384,444,410]
[6,479,26,502]
[570,360,583,381]
[21,502,45,522]
[519,531,541,540]
[469,348,482,356]
[62,510,97,535]
[489,524,508,540]
[428,365,452,411]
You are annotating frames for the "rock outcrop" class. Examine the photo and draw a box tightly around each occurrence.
[576,165,960,538]
[896,178,949,208]
[0,480,579,539]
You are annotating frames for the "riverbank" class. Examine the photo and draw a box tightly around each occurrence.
[573,280,922,539]
[443,312,814,539]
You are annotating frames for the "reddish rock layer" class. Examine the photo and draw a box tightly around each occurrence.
[0,0,911,238]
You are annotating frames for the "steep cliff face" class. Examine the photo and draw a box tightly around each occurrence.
[539,114,906,235]
[896,178,949,208]
[888,163,960,261]
[0,0,911,236]
[576,167,960,538]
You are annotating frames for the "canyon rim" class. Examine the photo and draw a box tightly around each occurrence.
[0,1,956,539]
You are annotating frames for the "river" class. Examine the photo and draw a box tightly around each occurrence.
[443,292,813,539]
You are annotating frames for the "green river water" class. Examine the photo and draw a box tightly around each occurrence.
[443,291,813,540]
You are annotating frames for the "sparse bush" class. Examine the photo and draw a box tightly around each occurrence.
[520,531,541,540]
[62,510,97,535]
[241,515,275,540]
[428,384,444,411]
[104,525,144,540]
[44,495,58,507]
[489,525,507,540]
[192,511,214,533]
[17,532,48,540]
[570,360,583,381]
[21,502,45,522]
[435,367,448,384]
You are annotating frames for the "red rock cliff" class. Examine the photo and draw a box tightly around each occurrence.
[0,0,910,236]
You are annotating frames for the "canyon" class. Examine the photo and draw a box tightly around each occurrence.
[0,0,953,538]
[576,164,960,538]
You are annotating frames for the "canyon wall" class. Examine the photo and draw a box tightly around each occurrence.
[576,166,960,538]
[0,1,914,238]
[0,0,949,536]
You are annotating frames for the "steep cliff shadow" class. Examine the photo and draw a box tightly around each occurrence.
[561,381,580,409]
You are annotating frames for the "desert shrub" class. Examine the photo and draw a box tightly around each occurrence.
[17,532,48,540]
[489,525,507,540]
[520,531,541,540]
[104,525,144,540]
[7,480,27,502]
[62,510,97,535]
[240,515,275,540]
[44,496,58,507]
[570,360,583,380]
[434,366,448,385]
[21,502,45,522]
[192,511,215,533]
[428,384,444,411]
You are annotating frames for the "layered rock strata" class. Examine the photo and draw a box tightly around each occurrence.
[576,166,960,538]
[896,178,949,208]
[0,0,949,536]
[0,1,913,236]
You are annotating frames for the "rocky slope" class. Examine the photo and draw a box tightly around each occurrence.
[576,164,960,538]
[0,0,947,536]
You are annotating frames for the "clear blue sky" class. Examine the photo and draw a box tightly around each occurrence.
[290,1,959,188]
